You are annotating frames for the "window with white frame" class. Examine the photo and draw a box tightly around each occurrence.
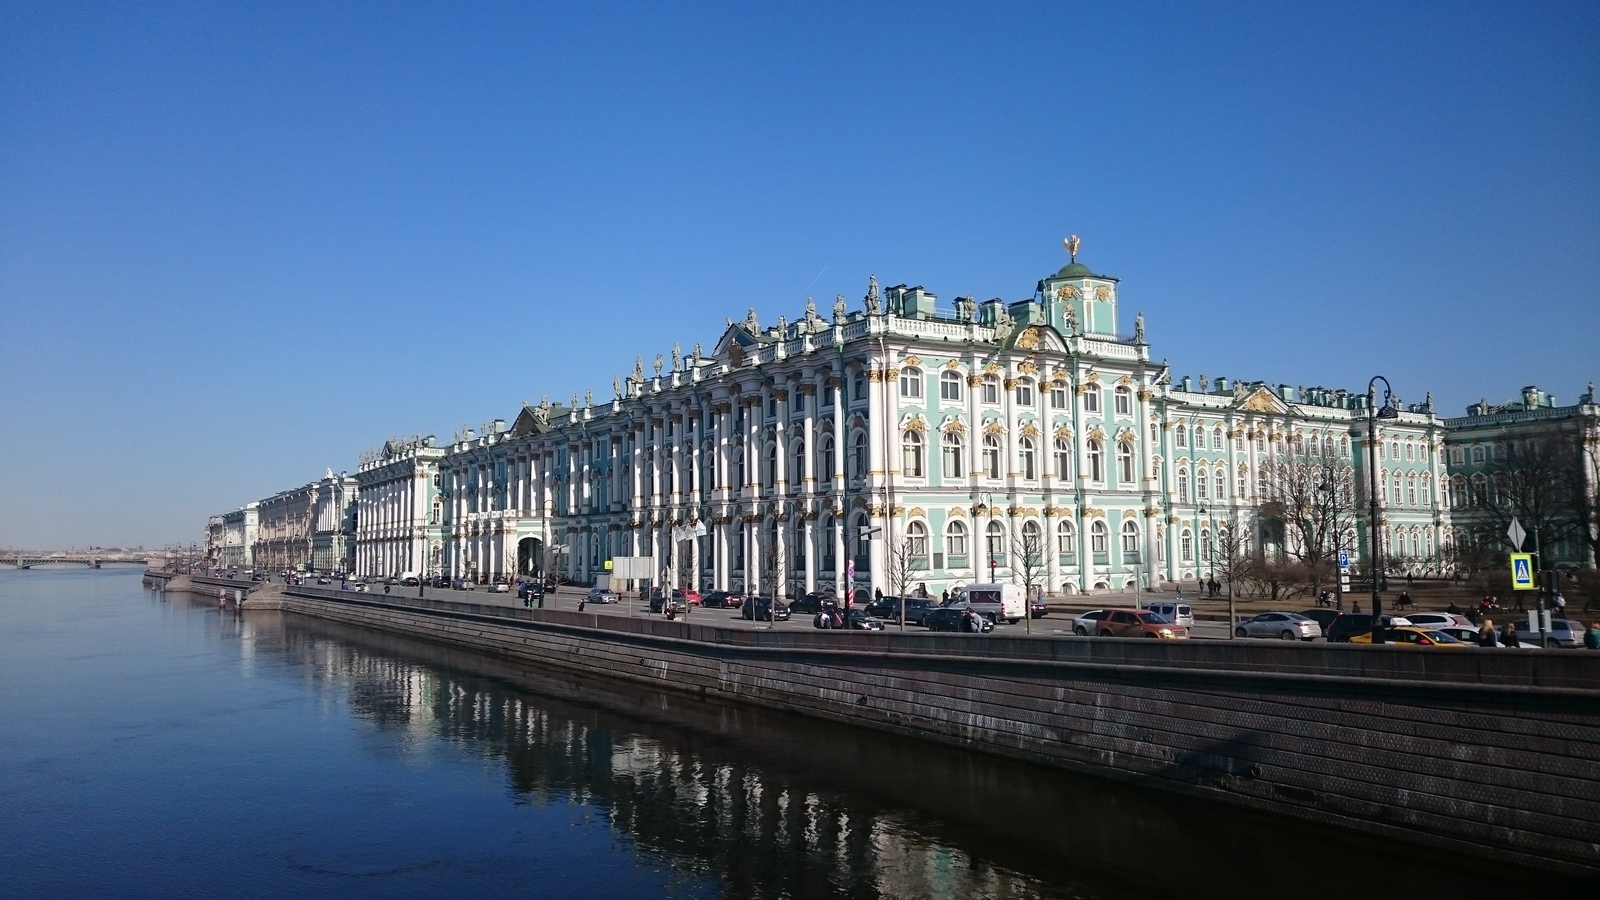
[946,519,967,556]
[1083,388,1100,413]
[981,375,999,404]
[1121,519,1139,555]
[902,430,924,477]
[1213,427,1225,450]
[982,435,1002,479]
[1176,425,1188,448]
[1117,440,1135,483]
[986,521,1006,559]
[1054,438,1073,481]
[1177,467,1190,500]
[1087,440,1104,482]
[906,520,928,557]
[1016,378,1034,407]
[942,432,964,478]
[1057,520,1076,561]
[1181,529,1193,561]
[1049,385,1067,409]
[900,368,922,398]
[1214,469,1226,500]
[1090,520,1107,553]
[1115,386,1132,416]
[1020,437,1037,480]
[940,370,962,401]
[1196,464,1209,499]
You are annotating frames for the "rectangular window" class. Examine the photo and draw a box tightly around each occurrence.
[1083,390,1100,413]
[1017,383,1034,406]
[1115,390,1130,416]
[982,379,999,404]
[1050,387,1066,409]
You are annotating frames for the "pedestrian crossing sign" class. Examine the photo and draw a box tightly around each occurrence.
[1509,554,1535,591]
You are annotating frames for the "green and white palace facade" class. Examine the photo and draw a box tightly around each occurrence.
[206,242,1597,590]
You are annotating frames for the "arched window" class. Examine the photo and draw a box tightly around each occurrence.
[1049,385,1067,408]
[899,367,923,398]
[1177,467,1190,500]
[852,432,868,482]
[942,432,964,478]
[1472,445,1485,465]
[945,520,967,557]
[1016,378,1034,407]
[1057,520,1076,561]
[1021,520,1043,562]
[1121,519,1139,555]
[1421,474,1432,505]
[1341,437,1350,456]
[906,520,928,557]
[1237,468,1248,499]
[1200,529,1212,562]
[1019,437,1037,480]
[1214,427,1225,450]
[940,370,962,401]
[1405,442,1415,461]
[1214,469,1226,500]
[1392,475,1402,506]
[1471,474,1487,506]
[1406,475,1417,507]
[902,430,924,477]
[1090,520,1108,553]
[791,438,805,485]
[981,374,1000,404]
[820,435,835,482]
[986,520,1006,561]
[1083,387,1100,413]
[764,443,777,488]
[1181,529,1193,561]
[1054,438,1073,481]
[982,435,1002,479]
[1196,464,1209,500]
[1115,386,1132,416]
[1117,440,1135,484]
[1176,425,1188,448]
[1087,440,1104,482]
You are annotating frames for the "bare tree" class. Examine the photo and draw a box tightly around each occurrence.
[883,538,915,601]
[1259,450,1359,597]
[1214,523,1249,634]
[1010,527,1046,635]
[1471,431,1587,561]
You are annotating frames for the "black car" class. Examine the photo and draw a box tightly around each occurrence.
[789,592,834,615]
[701,590,744,609]
[1325,613,1410,643]
[518,582,545,601]
[648,589,668,614]
[1300,608,1343,633]
[923,608,993,633]
[845,608,884,631]
[865,596,938,625]
[741,597,790,621]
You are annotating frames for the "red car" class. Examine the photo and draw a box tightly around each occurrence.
[1093,608,1190,639]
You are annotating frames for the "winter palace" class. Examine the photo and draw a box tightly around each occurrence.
[206,239,1598,596]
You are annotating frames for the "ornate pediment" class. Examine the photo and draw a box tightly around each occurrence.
[1011,325,1066,353]
[1236,386,1291,414]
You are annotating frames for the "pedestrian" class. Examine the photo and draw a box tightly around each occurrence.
[1446,600,1460,615]
[578,598,586,612]
[941,589,949,604]
[1554,593,1567,618]
[1584,621,1600,650]
[1477,619,1498,648]
[1500,622,1520,648]
[874,587,883,602]
[1466,606,1480,625]
[1352,601,1360,614]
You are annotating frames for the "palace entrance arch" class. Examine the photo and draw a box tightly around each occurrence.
[516,537,544,579]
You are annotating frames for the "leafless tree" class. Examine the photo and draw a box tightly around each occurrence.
[1471,431,1588,561]
[883,538,915,601]
[1258,450,1359,597]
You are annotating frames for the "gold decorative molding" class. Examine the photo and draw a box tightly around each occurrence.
[1084,507,1107,518]
[1055,284,1080,300]
[869,504,887,517]
[903,354,922,367]
[1054,425,1074,440]
[1018,358,1040,375]
[966,374,983,387]
[1004,378,1019,390]
[942,419,967,436]
[867,369,884,383]
[1087,425,1107,440]
[984,362,1001,375]
[1143,508,1160,518]
[1137,389,1153,401]
[1015,328,1041,351]
[907,506,926,518]
[1116,375,1133,386]
[903,416,927,433]
[983,421,1005,437]
[1019,422,1041,438]
[947,506,965,518]
[1086,372,1101,384]
[1094,284,1112,302]
[944,359,962,370]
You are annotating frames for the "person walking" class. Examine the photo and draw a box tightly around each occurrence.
[1500,622,1521,648]
[1584,621,1600,650]
[1554,592,1567,618]
[1477,619,1498,648]
[1446,600,1460,615]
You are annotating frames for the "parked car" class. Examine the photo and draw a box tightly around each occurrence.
[648,589,668,614]
[923,608,994,633]
[701,590,745,609]
[741,597,790,621]
[789,592,834,616]
[1348,627,1468,647]
[844,608,884,631]
[586,587,619,604]
[1436,625,1486,645]
[1143,601,1194,627]
[488,579,510,593]
[1403,612,1473,630]
[1029,594,1050,619]
[1234,612,1322,641]
[1072,609,1110,635]
[1092,608,1190,639]
[961,583,1026,624]
[518,582,545,601]
[350,581,369,593]
[1325,614,1412,643]
[451,577,475,591]
[865,596,939,625]
[1299,608,1343,633]
[1513,618,1582,648]
[677,589,702,606]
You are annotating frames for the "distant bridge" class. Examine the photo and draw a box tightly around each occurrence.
[0,555,151,569]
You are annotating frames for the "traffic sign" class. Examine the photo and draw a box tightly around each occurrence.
[1337,550,1350,569]
[1506,518,1526,552]
[1509,553,1535,591]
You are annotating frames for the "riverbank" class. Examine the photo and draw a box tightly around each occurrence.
[147,568,1600,877]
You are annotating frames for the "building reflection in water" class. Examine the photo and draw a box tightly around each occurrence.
[229,608,1532,900]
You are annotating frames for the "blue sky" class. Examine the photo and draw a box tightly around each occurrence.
[2,1,1596,548]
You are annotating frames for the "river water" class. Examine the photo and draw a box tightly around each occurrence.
[0,569,1550,899]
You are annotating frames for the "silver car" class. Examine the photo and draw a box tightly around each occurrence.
[1071,609,1109,635]
[1404,612,1472,629]
[1234,611,1322,641]
[586,587,620,604]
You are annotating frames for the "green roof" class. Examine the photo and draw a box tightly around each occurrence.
[1055,260,1093,278]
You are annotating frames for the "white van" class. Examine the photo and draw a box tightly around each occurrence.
[1143,601,1194,627]
[959,583,1026,624]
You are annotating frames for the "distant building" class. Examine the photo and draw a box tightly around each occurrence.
[353,437,445,579]
[311,470,359,574]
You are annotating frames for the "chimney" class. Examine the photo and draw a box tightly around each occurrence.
[1181,376,1193,392]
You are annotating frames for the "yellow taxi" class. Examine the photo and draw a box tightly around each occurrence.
[1348,626,1469,648]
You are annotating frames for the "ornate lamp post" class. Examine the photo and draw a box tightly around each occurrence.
[1366,376,1400,644]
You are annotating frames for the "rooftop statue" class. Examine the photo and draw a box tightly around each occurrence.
[833,294,846,320]
[864,275,881,315]
[1134,312,1146,344]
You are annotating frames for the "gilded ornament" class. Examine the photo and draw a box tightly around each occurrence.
[1019,422,1040,438]
[903,354,922,367]
[1054,284,1080,301]
[966,375,983,387]
[1004,378,1019,390]
[983,421,1004,437]
[1053,425,1073,440]
[944,359,962,370]
[1094,285,1111,302]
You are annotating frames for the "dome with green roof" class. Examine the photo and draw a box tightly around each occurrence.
[1055,260,1093,278]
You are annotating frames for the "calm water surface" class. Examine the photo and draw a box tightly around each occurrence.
[0,569,1548,899]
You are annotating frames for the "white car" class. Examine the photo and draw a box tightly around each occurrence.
[1071,609,1110,635]
[488,580,510,593]
[1403,612,1473,629]
[1234,611,1322,641]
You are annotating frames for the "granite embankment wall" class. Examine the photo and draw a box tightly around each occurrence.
[144,570,1600,875]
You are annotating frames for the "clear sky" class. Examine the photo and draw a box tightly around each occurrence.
[2,1,1596,549]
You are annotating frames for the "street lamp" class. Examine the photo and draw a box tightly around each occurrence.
[1198,505,1215,596]
[1366,376,1400,644]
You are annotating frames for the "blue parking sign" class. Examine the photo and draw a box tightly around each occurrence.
[1337,551,1350,569]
